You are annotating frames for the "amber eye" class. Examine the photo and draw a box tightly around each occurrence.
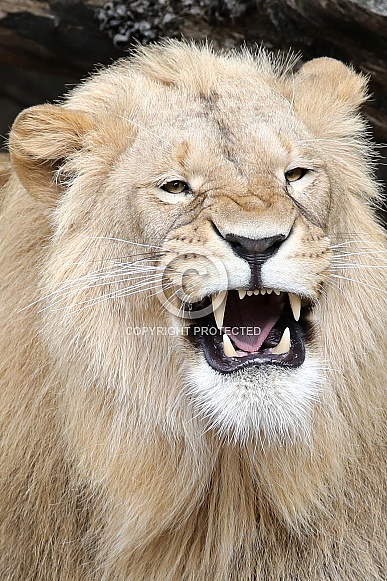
[285,168,307,182]
[161,180,189,194]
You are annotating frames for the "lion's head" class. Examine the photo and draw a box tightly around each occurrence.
[2,42,386,579]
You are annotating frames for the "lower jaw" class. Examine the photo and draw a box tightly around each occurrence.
[189,316,306,374]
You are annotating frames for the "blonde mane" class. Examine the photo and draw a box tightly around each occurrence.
[0,42,386,580]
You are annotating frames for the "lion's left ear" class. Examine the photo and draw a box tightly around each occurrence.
[287,57,368,138]
[9,104,94,203]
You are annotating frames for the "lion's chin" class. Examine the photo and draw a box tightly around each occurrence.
[186,354,324,445]
[171,287,318,442]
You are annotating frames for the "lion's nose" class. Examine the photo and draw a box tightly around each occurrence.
[224,232,287,262]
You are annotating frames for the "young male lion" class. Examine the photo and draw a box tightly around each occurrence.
[0,41,386,580]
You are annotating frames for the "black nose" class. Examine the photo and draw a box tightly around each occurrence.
[224,233,286,261]
[223,232,287,289]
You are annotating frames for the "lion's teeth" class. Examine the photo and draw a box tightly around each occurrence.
[260,289,266,295]
[288,293,301,321]
[253,290,259,295]
[266,289,273,295]
[212,290,228,330]
[247,290,253,296]
[271,327,290,355]
[238,289,246,299]
[223,334,237,357]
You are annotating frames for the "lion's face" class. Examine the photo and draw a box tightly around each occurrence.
[10,43,374,443]
[106,87,332,441]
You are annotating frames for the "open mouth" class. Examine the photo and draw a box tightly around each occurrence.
[186,289,308,374]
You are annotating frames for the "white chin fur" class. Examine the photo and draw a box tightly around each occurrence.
[186,355,325,445]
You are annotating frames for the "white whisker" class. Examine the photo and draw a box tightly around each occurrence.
[62,254,162,267]
[42,279,171,314]
[331,264,387,270]
[85,235,170,253]
[118,115,173,148]
[44,273,165,308]
[18,266,165,312]
[331,274,387,294]
[332,250,387,258]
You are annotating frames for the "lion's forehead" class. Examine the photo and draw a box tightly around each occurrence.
[128,96,315,182]
[71,60,317,176]
[138,80,305,140]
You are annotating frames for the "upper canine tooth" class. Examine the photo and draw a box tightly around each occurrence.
[271,327,291,355]
[212,290,228,330]
[288,293,301,321]
[223,334,237,357]
[238,289,246,299]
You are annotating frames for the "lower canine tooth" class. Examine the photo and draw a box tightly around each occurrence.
[271,327,291,355]
[223,334,237,357]
[212,290,228,330]
[288,293,301,321]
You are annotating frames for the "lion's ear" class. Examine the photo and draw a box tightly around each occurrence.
[290,57,368,138]
[9,104,94,203]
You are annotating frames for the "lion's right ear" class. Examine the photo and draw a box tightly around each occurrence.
[9,104,94,203]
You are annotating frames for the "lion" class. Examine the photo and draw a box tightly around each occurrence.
[0,41,386,580]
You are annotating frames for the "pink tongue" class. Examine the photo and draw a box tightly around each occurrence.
[222,293,284,353]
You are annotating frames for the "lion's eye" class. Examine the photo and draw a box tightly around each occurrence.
[161,180,189,194]
[285,168,307,182]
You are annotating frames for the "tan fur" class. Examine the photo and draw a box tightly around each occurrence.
[0,152,11,206]
[0,41,386,580]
